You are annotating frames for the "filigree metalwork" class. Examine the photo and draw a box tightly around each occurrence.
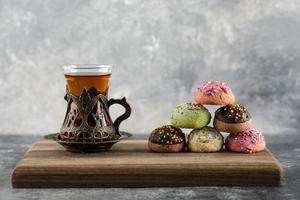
[59,88,120,144]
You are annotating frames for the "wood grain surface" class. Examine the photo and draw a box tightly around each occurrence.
[12,140,282,188]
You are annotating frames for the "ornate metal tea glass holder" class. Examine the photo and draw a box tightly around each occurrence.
[56,87,131,153]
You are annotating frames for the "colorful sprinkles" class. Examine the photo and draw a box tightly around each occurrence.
[215,103,251,123]
[197,81,231,96]
[186,103,205,110]
[225,129,265,153]
[149,125,185,145]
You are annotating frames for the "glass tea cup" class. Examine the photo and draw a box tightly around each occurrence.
[58,65,131,152]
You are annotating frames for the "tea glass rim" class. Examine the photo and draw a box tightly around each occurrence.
[63,64,112,76]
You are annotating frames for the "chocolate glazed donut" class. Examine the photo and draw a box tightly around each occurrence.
[148,125,186,153]
[213,104,252,134]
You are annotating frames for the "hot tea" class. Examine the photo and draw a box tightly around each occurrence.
[65,74,111,96]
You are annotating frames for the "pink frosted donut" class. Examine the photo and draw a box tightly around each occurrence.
[225,128,266,153]
[194,81,235,105]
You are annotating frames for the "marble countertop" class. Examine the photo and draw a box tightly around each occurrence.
[0,134,299,200]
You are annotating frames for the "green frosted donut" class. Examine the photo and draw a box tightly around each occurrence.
[188,126,224,152]
[171,103,211,129]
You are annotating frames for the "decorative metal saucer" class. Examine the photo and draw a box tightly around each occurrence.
[44,131,132,153]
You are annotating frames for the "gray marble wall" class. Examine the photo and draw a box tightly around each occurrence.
[0,0,299,135]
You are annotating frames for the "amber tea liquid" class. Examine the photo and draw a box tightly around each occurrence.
[65,74,111,96]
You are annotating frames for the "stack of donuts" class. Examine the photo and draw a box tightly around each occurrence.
[148,81,266,153]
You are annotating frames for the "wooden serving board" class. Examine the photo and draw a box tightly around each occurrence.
[12,140,282,188]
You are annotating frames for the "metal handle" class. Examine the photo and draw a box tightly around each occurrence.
[108,97,131,134]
